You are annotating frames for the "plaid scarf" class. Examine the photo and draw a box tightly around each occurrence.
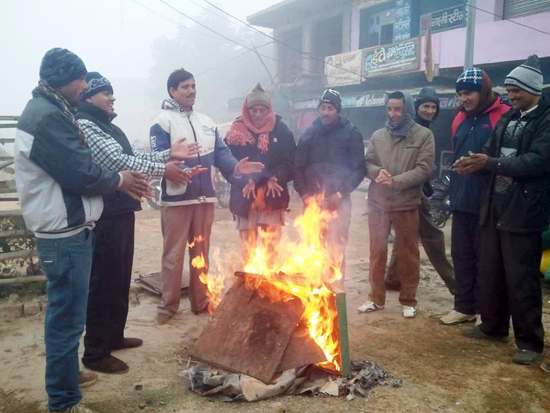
[36,80,86,144]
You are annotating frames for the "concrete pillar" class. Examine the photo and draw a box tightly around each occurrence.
[302,22,315,74]
[342,10,352,53]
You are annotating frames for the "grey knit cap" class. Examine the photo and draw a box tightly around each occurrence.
[246,83,271,108]
[505,55,543,96]
[39,48,87,88]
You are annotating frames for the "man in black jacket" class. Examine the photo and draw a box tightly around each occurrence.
[225,83,295,261]
[14,48,150,413]
[76,72,202,374]
[385,88,456,296]
[454,55,548,365]
[294,89,365,288]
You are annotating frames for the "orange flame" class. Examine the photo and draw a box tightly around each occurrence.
[198,194,343,371]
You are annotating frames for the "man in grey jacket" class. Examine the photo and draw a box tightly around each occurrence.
[359,91,435,318]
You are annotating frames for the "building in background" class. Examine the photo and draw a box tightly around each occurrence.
[247,0,550,176]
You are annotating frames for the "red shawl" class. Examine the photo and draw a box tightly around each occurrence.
[225,98,276,154]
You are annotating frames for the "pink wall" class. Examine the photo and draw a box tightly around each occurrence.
[423,9,550,70]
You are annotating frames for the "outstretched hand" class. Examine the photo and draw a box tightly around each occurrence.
[242,179,256,199]
[453,152,489,175]
[170,138,201,159]
[266,176,283,197]
[236,157,264,175]
[119,171,154,201]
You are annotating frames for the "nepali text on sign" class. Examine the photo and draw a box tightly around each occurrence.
[362,38,420,78]
[421,4,467,34]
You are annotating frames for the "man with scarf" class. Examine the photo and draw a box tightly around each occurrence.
[225,84,295,260]
[76,72,204,374]
[360,91,435,318]
[14,48,150,413]
[441,69,510,326]
[385,87,456,295]
[294,89,364,288]
[455,56,548,366]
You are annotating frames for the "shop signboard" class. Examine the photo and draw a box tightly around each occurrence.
[421,4,468,34]
[325,50,364,87]
[394,0,412,42]
[362,38,420,78]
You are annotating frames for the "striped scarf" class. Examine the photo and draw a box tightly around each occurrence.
[36,80,87,144]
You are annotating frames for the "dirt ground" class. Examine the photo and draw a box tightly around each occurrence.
[1,191,550,413]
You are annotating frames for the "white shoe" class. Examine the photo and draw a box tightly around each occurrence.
[403,306,417,318]
[440,310,476,325]
[358,300,384,313]
[475,314,482,326]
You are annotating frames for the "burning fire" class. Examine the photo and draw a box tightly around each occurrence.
[192,195,344,372]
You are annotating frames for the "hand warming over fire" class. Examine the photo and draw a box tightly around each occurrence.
[375,168,393,187]
[242,179,256,199]
[170,138,201,159]
[324,192,343,211]
[452,151,489,175]
[236,157,264,175]
[266,176,283,197]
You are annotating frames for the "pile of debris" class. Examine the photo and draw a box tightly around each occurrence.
[180,360,402,402]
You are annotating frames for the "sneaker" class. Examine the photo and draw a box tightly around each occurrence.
[462,326,509,342]
[440,310,476,325]
[358,300,384,313]
[475,314,482,327]
[78,371,98,388]
[155,312,172,325]
[512,349,545,365]
[83,355,129,374]
[402,306,417,318]
[540,361,550,373]
[112,337,143,350]
[61,403,98,413]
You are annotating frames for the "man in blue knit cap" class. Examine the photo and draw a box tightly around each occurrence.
[15,48,151,413]
[456,56,548,366]
[440,68,510,326]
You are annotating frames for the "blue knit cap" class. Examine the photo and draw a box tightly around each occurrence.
[456,68,483,93]
[82,72,114,100]
[39,48,87,88]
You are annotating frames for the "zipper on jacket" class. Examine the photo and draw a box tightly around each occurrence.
[186,112,206,200]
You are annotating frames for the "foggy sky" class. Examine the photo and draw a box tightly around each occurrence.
[0,0,282,116]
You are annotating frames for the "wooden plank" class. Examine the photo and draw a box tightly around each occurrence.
[0,188,17,194]
[334,288,351,378]
[276,321,327,372]
[191,277,304,383]
[0,138,15,144]
[0,116,18,121]
[0,210,22,218]
[0,275,46,285]
[0,249,36,260]
[0,124,18,129]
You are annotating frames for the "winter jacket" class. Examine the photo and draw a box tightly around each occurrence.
[225,116,296,217]
[14,88,120,238]
[449,98,510,214]
[76,102,142,218]
[365,123,435,212]
[479,100,550,233]
[294,117,364,198]
[149,100,238,206]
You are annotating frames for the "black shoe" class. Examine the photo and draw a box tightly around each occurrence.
[462,326,508,343]
[513,349,545,365]
[83,355,129,374]
[113,337,143,350]
[385,281,402,291]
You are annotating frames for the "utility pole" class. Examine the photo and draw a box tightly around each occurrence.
[464,0,476,70]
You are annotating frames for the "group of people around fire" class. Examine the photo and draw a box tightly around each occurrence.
[13,48,550,412]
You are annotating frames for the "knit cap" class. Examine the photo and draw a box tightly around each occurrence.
[505,55,543,96]
[246,83,271,108]
[319,88,342,113]
[82,72,113,100]
[456,68,483,93]
[39,48,87,88]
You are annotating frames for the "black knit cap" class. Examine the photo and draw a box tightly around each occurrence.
[415,87,440,120]
[319,88,342,113]
[39,48,87,88]
[82,72,114,100]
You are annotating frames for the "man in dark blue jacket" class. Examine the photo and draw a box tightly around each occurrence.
[294,89,365,288]
[14,48,150,413]
[456,56,548,366]
[441,69,510,325]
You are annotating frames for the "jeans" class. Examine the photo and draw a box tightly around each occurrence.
[37,229,94,412]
